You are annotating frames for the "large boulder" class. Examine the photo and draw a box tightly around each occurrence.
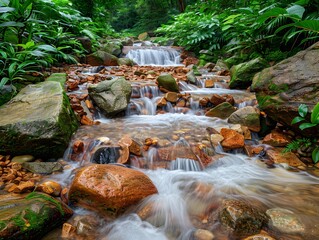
[0,192,73,240]
[101,40,123,57]
[230,57,269,89]
[156,74,179,92]
[0,81,78,159]
[228,106,261,132]
[68,164,158,217]
[251,42,319,136]
[87,50,119,66]
[88,77,132,116]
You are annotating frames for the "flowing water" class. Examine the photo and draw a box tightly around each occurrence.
[44,48,319,240]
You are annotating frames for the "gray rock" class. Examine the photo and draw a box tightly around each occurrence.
[22,162,63,174]
[251,42,319,136]
[101,40,123,57]
[156,74,179,92]
[186,70,197,84]
[88,77,132,116]
[87,51,119,66]
[0,81,78,159]
[266,208,305,235]
[118,58,134,66]
[228,106,260,132]
[230,57,269,89]
[205,102,237,119]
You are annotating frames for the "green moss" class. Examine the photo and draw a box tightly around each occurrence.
[25,192,64,216]
[0,221,6,231]
[46,73,67,87]
[269,83,289,93]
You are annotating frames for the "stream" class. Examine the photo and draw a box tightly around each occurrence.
[44,46,319,240]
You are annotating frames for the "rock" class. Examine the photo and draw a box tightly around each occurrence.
[12,155,34,163]
[61,223,76,239]
[266,208,305,235]
[244,145,264,157]
[204,62,215,69]
[118,58,134,66]
[101,40,123,57]
[138,32,149,41]
[0,192,73,240]
[22,162,63,174]
[210,94,234,106]
[0,81,78,159]
[90,146,121,164]
[229,57,269,89]
[251,42,319,136]
[193,229,214,240]
[213,59,229,72]
[87,51,119,66]
[220,128,245,149]
[266,148,306,167]
[156,74,179,93]
[76,37,92,53]
[88,77,132,116]
[186,70,197,84]
[164,92,180,103]
[262,130,291,147]
[210,134,224,146]
[68,164,157,217]
[205,102,237,119]
[36,181,62,197]
[118,135,142,156]
[219,199,267,237]
[228,106,261,132]
[242,230,276,240]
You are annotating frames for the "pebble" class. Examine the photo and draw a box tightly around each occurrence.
[11,155,34,163]
[194,229,214,240]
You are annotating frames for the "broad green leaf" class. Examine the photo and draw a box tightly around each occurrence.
[0,21,24,27]
[0,7,14,13]
[286,5,305,19]
[37,45,57,52]
[294,20,319,33]
[299,122,317,130]
[311,102,319,124]
[0,77,9,89]
[257,7,287,23]
[291,116,305,125]
[298,104,308,117]
[295,0,309,6]
[312,147,319,164]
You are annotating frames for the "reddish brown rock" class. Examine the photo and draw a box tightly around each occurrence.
[164,92,180,103]
[68,164,158,217]
[210,94,234,106]
[205,79,215,88]
[220,128,245,149]
[244,145,264,157]
[262,130,291,147]
[266,148,306,167]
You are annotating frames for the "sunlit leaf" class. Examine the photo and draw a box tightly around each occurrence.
[298,104,308,117]
[299,123,317,130]
[291,116,305,125]
[286,5,305,19]
[311,102,319,124]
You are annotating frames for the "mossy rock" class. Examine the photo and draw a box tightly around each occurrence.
[205,102,236,119]
[0,192,73,240]
[156,74,179,93]
[46,73,67,87]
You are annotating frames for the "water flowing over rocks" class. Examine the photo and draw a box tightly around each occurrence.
[228,106,261,132]
[251,42,319,136]
[68,164,158,217]
[88,77,132,116]
[0,192,73,240]
[0,80,78,159]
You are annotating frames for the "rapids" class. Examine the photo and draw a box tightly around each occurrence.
[43,48,319,240]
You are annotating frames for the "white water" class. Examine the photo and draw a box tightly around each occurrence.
[126,47,182,66]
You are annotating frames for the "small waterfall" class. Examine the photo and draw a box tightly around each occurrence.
[126,47,182,66]
[170,158,202,171]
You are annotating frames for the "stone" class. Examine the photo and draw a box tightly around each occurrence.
[228,106,261,132]
[12,155,34,163]
[266,208,305,235]
[205,79,215,88]
[251,42,319,136]
[220,128,245,149]
[87,51,119,66]
[210,94,234,106]
[243,230,276,240]
[68,164,157,217]
[210,134,224,146]
[0,192,73,240]
[164,92,179,103]
[186,70,197,84]
[205,102,237,119]
[156,74,179,93]
[90,146,121,164]
[0,81,78,159]
[219,199,267,237]
[262,130,291,147]
[61,223,76,238]
[118,135,142,156]
[118,58,134,66]
[266,148,306,167]
[22,162,63,174]
[88,77,132,116]
[194,229,214,240]
[229,57,269,89]
[244,145,264,157]
[36,181,62,197]
[138,32,149,41]
[101,40,123,57]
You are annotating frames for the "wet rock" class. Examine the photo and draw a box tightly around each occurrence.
[87,51,119,66]
[244,145,264,157]
[22,162,63,174]
[0,81,78,159]
[210,94,234,106]
[36,181,62,197]
[219,199,267,237]
[242,230,276,240]
[205,102,237,119]
[205,79,215,88]
[230,57,269,89]
[187,70,197,84]
[118,135,142,156]
[0,192,73,240]
[210,134,224,146]
[68,164,158,217]
[220,128,245,149]
[266,208,305,235]
[194,229,215,240]
[90,147,121,164]
[262,130,291,147]
[138,32,149,41]
[88,77,132,116]
[62,223,76,238]
[118,58,134,66]
[266,148,306,167]
[164,92,180,103]
[12,155,34,163]
[251,42,319,136]
[228,106,260,132]
[156,74,179,93]
[101,40,123,57]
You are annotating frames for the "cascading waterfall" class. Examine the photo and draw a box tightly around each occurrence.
[126,47,182,66]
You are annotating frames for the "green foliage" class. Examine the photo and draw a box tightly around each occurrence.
[283,137,312,152]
